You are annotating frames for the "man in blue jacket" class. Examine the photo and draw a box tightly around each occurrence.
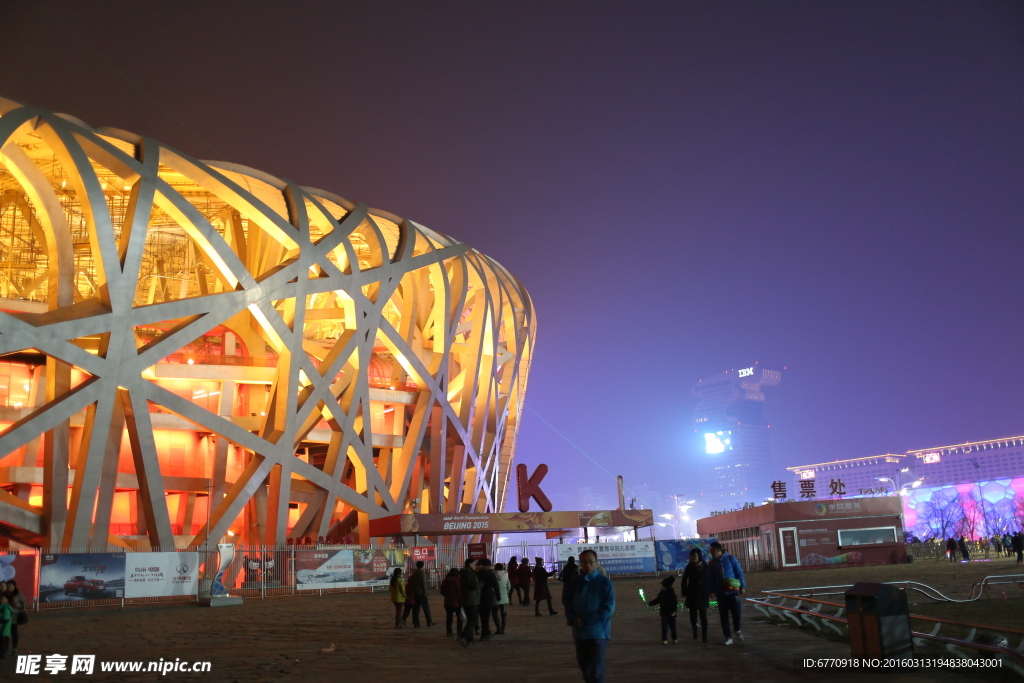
[565,549,615,683]
[707,541,745,645]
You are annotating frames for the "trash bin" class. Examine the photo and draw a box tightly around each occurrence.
[844,582,913,656]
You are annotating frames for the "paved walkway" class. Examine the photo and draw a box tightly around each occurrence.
[1,577,992,681]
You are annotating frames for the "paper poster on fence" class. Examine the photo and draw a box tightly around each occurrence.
[39,553,126,602]
[0,553,38,601]
[556,541,656,574]
[295,548,409,590]
[124,552,200,598]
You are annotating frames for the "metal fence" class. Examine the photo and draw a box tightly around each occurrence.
[5,540,731,614]
[907,541,1012,562]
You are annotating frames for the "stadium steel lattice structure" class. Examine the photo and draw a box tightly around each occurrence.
[0,97,535,550]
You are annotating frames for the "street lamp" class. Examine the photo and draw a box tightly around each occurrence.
[878,474,923,542]
[667,494,695,539]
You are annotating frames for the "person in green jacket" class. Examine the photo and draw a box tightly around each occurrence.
[389,568,407,629]
[7,580,25,656]
[457,558,481,646]
[0,594,12,659]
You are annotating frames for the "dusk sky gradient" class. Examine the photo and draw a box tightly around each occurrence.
[4,2,1022,520]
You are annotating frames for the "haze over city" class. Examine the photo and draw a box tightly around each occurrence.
[3,2,1022,522]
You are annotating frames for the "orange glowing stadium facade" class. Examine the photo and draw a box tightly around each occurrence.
[0,97,535,549]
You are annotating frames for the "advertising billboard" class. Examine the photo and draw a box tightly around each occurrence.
[125,552,200,598]
[704,431,732,454]
[654,539,716,571]
[556,541,656,574]
[295,548,410,590]
[0,552,38,601]
[39,553,126,602]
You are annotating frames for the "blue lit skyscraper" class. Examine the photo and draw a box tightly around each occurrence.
[692,365,782,514]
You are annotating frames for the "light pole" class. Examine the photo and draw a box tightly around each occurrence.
[667,494,695,539]
[877,472,922,542]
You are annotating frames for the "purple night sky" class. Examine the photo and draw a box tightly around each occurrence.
[4,2,1022,522]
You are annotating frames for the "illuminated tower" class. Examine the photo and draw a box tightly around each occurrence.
[692,365,782,514]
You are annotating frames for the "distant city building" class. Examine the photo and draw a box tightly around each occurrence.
[578,487,612,511]
[787,454,908,498]
[907,436,1024,486]
[693,364,782,515]
[785,435,1024,540]
[787,435,1024,497]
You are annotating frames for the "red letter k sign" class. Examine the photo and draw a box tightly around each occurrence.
[516,463,552,512]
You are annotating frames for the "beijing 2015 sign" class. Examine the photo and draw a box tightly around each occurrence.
[738,367,754,377]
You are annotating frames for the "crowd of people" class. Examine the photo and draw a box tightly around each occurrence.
[0,580,27,659]
[939,531,1024,563]
[387,549,616,682]
[390,554,580,641]
[647,542,744,646]
[384,542,750,683]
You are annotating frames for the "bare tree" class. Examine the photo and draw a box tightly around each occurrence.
[920,489,963,540]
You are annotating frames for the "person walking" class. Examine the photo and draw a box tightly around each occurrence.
[945,537,957,562]
[958,536,970,562]
[646,575,678,645]
[408,561,436,627]
[1013,531,1024,564]
[992,533,1002,557]
[708,541,745,645]
[439,568,463,637]
[980,535,990,558]
[457,558,481,647]
[389,568,407,629]
[1003,534,1013,558]
[559,556,580,609]
[6,581,25,655]
[533,557,559,616]
[682,548,710,643]
[494,562,510,634]
[508,557,521,605]
[516,558,533,606]
[565,549,615,683]
[478,559,501,640]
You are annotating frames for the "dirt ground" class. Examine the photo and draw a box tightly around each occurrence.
[1,555,1020,682]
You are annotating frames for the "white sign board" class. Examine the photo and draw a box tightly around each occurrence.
[556,541,656,574]
[125,552,200,598]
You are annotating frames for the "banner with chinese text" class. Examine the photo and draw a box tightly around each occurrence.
[124,552,200,598]
[295,549,410,590]
[556,541,656,574]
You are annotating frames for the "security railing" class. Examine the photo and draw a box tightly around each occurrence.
[760,573,1024,604]
[747,590,1024,676]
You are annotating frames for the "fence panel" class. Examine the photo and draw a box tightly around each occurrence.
[7,538,739,613]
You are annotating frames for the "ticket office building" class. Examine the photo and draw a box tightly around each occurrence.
[696,498,906,570]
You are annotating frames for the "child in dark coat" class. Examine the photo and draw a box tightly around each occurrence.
[647,575,679,644]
